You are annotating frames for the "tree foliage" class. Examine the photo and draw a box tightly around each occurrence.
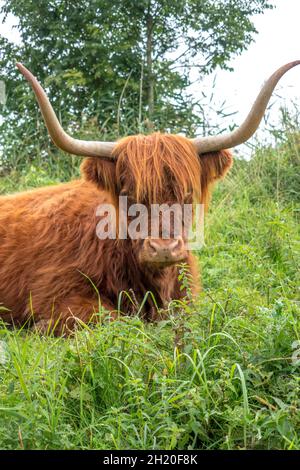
[0,0,273,166]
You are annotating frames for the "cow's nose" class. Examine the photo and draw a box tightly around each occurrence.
[142,237,186,265]
[148,238,183,255]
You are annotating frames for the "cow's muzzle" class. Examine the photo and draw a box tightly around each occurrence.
[139,236,188,266]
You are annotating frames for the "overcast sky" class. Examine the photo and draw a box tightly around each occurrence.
[1,0,300,156]
[194,0,300,154]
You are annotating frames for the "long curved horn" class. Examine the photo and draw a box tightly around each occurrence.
[191,61,300,154]
[16,62,116,159]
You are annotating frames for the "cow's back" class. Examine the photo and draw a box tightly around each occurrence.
[0,179,108,323]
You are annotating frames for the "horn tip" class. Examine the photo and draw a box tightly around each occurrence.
[16,62,27,76]
[16,62,35,84]
[285,60,300,70]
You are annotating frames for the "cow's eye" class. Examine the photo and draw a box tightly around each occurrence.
[184,191,192,203]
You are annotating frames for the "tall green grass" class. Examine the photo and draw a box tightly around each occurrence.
[0,133,299,450]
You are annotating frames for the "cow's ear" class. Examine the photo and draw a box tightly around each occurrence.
[199,149,233,207]
[80,157,117,195]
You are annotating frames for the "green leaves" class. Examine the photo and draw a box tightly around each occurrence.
[0,0,273,168]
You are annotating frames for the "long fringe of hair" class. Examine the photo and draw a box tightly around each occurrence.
[113,132,201,203]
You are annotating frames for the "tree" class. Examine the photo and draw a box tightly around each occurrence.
[0,0,273,167]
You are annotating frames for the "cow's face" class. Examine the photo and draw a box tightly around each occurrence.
[118,191,194,268]
[82,133,232,270]
[116,133,200,269]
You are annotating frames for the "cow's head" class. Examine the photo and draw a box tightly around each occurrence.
[81,133,232,268]
[16,61,300,269]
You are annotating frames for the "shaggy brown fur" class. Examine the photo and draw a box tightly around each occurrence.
[0,133,232,334]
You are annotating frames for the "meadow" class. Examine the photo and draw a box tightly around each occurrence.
[0,132,299,450]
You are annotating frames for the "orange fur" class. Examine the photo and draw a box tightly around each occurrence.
[114,133,201,203]
[0,133,232,334]
[200,149,233,208]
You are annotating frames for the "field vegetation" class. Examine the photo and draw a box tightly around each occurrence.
[0,124,299,450]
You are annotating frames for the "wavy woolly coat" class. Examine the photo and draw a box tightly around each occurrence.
[0,133,232,333]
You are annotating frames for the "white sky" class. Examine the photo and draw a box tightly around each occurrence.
[195,0,300,154]
[1,0,300,157]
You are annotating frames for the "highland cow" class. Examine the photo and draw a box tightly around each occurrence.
[0,61,299,334]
